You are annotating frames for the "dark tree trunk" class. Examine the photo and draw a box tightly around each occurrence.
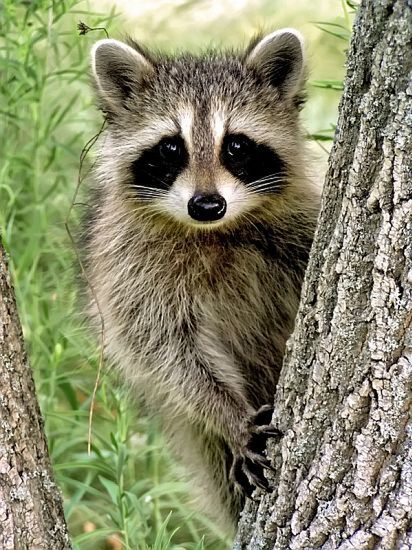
[0,240,71,549]
[235,1,412,548]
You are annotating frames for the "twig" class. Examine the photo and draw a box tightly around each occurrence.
[65,117,107,455]
[77,21,109,39]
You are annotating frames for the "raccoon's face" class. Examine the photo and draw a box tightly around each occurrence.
[91,30,306,229]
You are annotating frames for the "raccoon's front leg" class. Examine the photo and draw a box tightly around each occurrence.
[163,353,281,495]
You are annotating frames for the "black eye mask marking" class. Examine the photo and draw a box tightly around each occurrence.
[220,133,286,193]
[131,134,188,192]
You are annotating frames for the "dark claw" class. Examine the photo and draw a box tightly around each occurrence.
[255,426,282,437]
[230,451,275,496]
[244,464,270,492]
[229,405,282,497]
[252,404,274,426]
[251,455,276,472]
[250,405,281,439]
[231,458,254,497]
[245,457,272,490]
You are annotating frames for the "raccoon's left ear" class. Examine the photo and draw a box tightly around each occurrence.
[245,29,305,101]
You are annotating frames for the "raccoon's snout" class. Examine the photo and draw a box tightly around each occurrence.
[187,194,227,222]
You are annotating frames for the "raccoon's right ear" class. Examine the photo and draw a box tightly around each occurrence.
[245,29,305,102]
[91,39,154,115]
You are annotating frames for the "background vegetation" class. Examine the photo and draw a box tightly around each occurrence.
[0,1,354,548]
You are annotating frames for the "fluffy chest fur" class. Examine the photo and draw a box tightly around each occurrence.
[87,214,306,409]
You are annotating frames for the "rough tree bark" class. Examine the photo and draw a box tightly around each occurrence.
[0,241,71,549]
[235,1,412,548]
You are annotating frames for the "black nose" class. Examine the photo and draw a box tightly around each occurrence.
[187,193,227,222]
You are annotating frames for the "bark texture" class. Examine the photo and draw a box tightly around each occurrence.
[0,241,71,549]
[235,1,412,548]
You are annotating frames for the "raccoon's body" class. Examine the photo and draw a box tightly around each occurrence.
[83,30,320,531]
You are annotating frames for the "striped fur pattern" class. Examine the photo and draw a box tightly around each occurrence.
[82,29,320,532]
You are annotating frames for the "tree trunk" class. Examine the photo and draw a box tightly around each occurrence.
[235,1,412,548]
[0,241,71,549]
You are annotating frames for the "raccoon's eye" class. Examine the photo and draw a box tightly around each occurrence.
[158,137,183,163]
[131,134,188,193]
[225,134,254,158]
[221,132,286,192]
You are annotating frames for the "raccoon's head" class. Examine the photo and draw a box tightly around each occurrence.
[91,30,307,231]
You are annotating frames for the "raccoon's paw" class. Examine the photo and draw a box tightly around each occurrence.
[230,405,282,498]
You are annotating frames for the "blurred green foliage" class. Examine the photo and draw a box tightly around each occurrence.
[0,1,355,548]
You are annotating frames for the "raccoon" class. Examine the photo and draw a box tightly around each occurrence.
[83,29,320,532]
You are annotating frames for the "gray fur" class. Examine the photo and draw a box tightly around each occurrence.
[83,30,320,532]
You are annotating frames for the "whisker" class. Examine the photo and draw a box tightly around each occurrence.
[247,175,285,185]
[129,184,168,192]
[246,184,284,195]
[126,185,168,202]
[245,173,285,187]
[246,181,285,192]
[245,171,313,189]
[135,168,172,190]
[247,172,279,183]
[128,193,165,200]
[238,212,262,235]
[247,181,283,190]
[126,197,159,203]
